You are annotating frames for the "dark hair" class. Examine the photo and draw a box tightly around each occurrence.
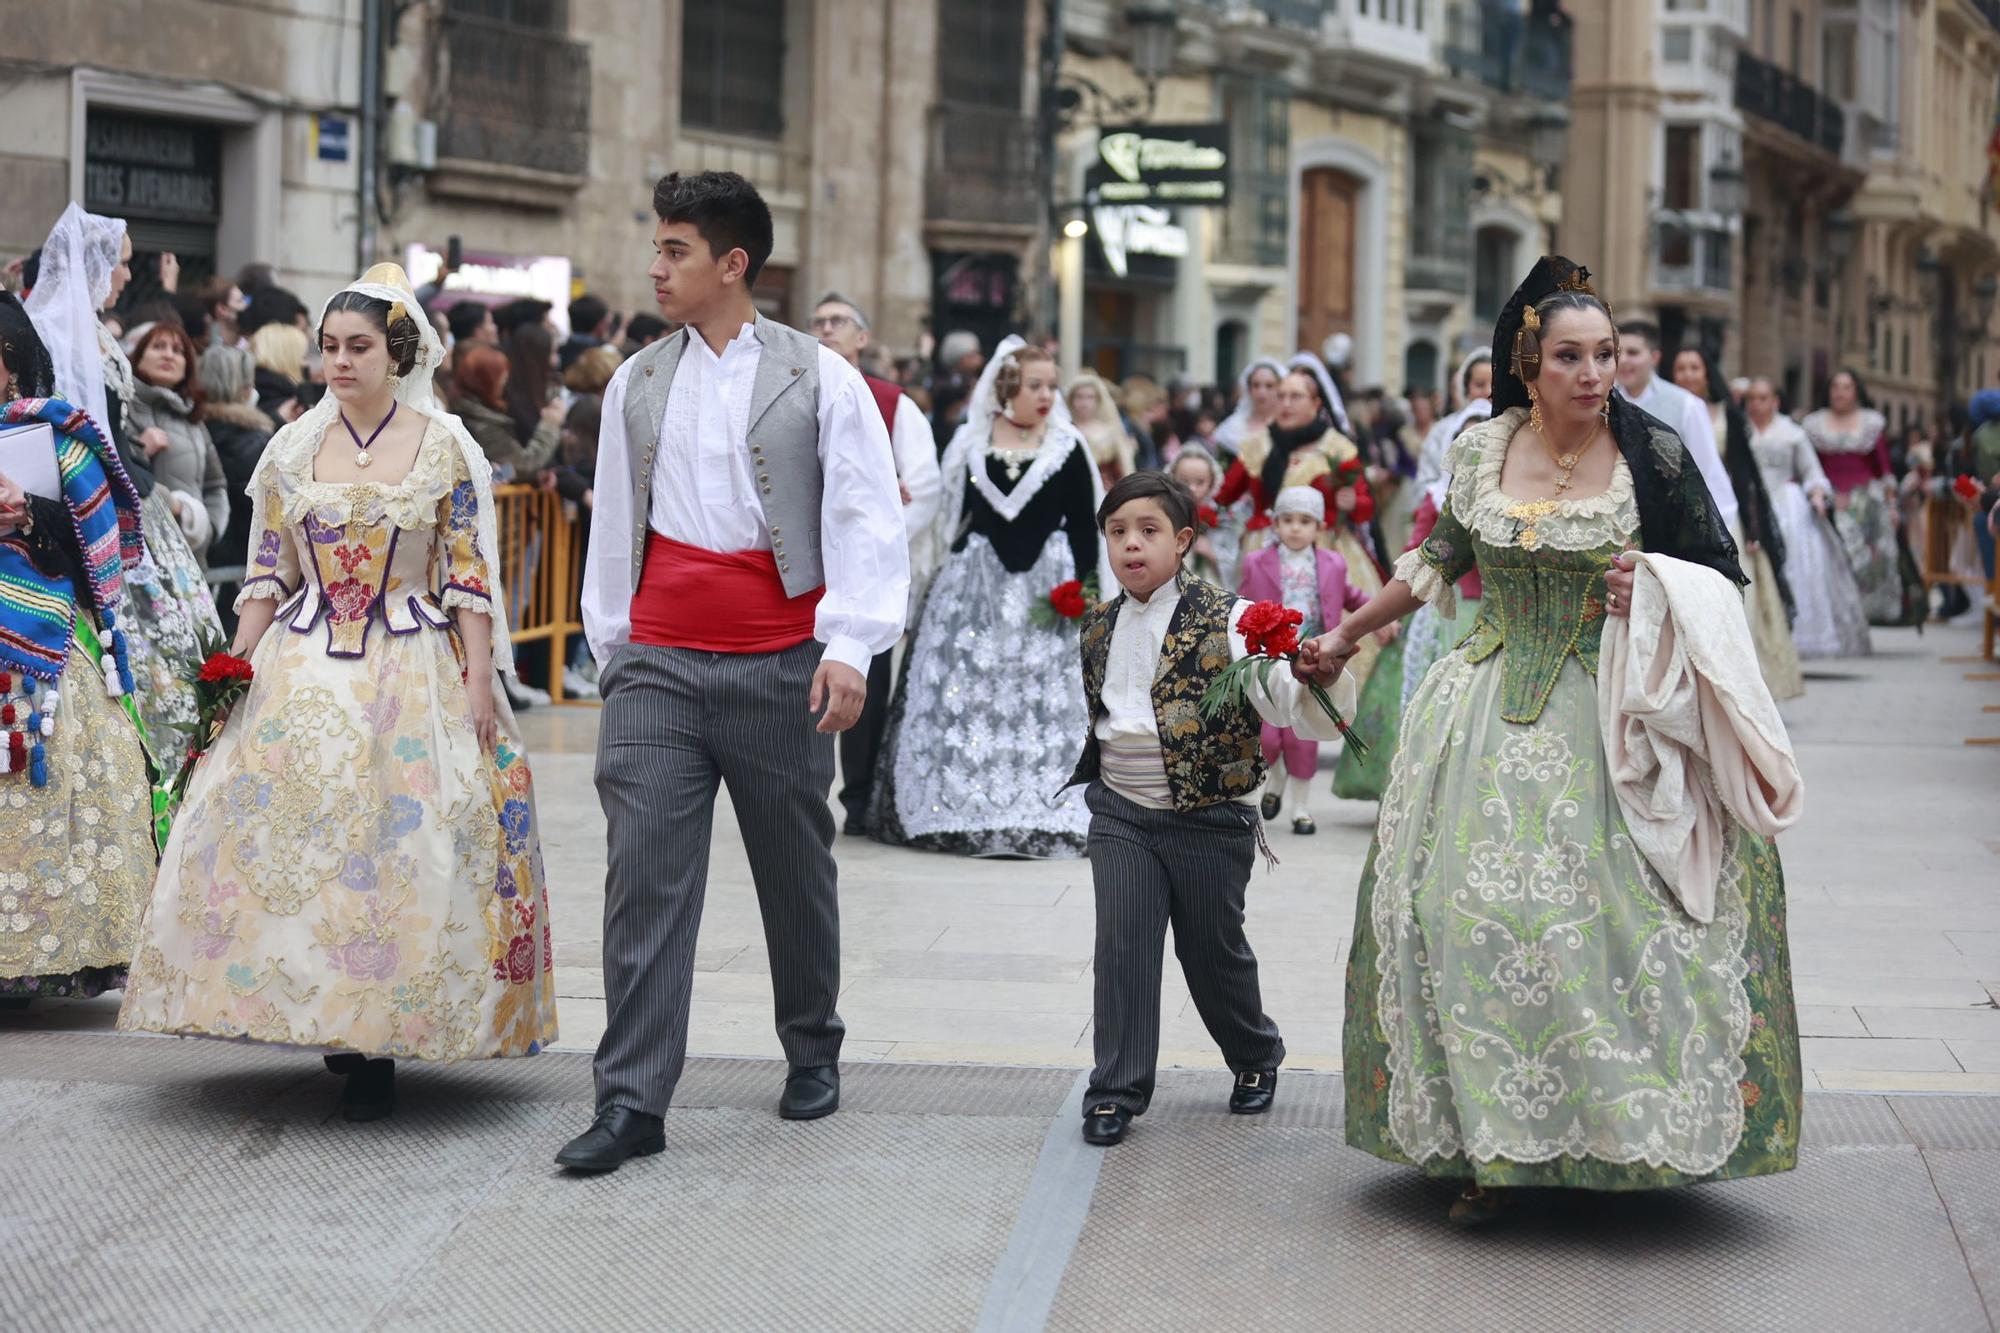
[446,299,490,344]
[318,289,424,376]
[1669,344,1727,405]
[504,321,555,440]
[172,292,211,344]
[1097,469,1196,533]
[1615,318,1661,349]
[236,262,277,295]
[1824,365,1874,410]
[1515,292,1616,386]
[569,293,609,335]
[652,171,774,286]
[1459,350,1492,396]
[21,248,41,292]
[132,323,209,422]
[241,285,309,337]
[626,313,669,345]
[493,298,551,338]
[0,291,54,399]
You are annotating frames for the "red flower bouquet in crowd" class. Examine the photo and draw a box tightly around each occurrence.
[1030,577,1098,629]
[169,642,256,805]
[1954,473,1984,502]
[1334,456,1363,485]
[1197,502,1221,531]
[1199,599,1365,752]
[1245,512,1272,532]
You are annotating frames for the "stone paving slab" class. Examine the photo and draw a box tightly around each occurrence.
[6,1033,2000,1331]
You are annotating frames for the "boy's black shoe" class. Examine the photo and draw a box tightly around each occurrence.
[1229,1069,1278,1114]
[1292,815,1316,836]
[1081,1102,1132,1146]
[340,1058,396,1122]
[1259,791,1282,821]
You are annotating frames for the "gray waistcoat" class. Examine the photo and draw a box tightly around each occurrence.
[619,314,825,597]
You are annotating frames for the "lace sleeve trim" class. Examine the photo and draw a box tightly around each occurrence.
[1394,547,1456,618]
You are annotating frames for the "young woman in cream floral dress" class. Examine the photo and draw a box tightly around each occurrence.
[119,266,557,1120]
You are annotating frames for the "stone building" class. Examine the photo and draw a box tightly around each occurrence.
[0,0,1018,360]
[1567,0,2000,427]
[1053,0,1569,393]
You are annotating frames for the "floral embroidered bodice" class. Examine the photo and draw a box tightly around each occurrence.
[1397,412,1638,724]
[237,418,495,657]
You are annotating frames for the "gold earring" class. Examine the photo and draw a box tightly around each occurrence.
[1528,392,1544,438]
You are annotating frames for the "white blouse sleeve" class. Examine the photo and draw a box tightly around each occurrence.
[1227,597,1357,742]
[814,348,912,675]
[580,361,637,665]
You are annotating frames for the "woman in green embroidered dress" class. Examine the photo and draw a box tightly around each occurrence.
[1303,258,1802,1226]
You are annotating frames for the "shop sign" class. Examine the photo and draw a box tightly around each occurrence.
[315,115,351,163]
[1087,123,1230,206]
[84,112,222,222]
[1092,205,1188,279]
[404,244,573,330]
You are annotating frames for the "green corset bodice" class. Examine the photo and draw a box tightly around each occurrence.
[1457,535,1618,724]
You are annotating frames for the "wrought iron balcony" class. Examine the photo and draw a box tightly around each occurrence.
[1734,49,1845,159]
[926,102,1040,231]
[435,11,591,178]
[1207,0,1328,28]
[1655,224,1733,296]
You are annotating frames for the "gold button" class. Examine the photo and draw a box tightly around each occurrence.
[790,367,801,376]
[759,473,770,483]
[781,562,790,572]
[644,366,654,376]
[771,527,781,535]
[762,486,772,495]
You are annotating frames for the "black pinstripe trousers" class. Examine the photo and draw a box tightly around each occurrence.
[1083,781,1285,1115]
[592,639,845,1116]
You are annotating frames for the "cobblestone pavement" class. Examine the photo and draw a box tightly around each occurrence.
[6,620,1998,1329]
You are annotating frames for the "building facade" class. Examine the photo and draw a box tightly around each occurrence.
[1053,0,1569,395]
[1568,0,2000,427]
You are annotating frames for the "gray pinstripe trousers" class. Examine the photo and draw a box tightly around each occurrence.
[1083,781,1285,1115]
[592,639,844,1116]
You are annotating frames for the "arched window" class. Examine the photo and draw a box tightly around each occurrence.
[1404,340,1440,396]
[1215,320,1249,388]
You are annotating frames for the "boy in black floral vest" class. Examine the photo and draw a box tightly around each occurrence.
[1063,472,1357,1146]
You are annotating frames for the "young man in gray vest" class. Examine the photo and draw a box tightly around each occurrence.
[558,172,909,1173]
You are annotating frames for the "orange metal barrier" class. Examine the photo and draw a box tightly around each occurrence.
[490,483,587,702]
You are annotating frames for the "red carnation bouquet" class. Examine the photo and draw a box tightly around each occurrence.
[1030,577,1097,630]
[1199,600,1365,752]
[1197,502,1221,531]
[1954,473,1984,503]
[1245,512,1272,533]
[169,641,256,805]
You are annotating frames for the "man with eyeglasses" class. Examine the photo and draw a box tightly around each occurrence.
[810,292,943,836]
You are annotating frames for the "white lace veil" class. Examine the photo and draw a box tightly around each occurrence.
[1287,351,1352,437]
[936,336,1110,592]
[23,203,127,440]
[1212,356,1286,452]
[264,264,518,675]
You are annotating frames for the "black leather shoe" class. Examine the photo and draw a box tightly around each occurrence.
[1292,815,1316,836]
[779,1064,840,1120]
[323,1052,367,1076]
[340,1058,395,1122]
[1229,1069,1278,1114]
[1082,1102,1132,1146]
[555,1106,666,1173]
[1260,791,1282,821]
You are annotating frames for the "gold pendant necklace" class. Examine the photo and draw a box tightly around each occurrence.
[1541,420,1596,494]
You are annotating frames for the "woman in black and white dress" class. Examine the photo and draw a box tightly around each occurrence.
[870,338,1108,858]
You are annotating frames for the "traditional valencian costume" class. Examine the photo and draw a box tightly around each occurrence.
[0,293,155,999]
[870,337,1109,858]
[1800,402,1913,626]
[1343,258,1804,1203]
[119,266,558,1066]
[1755,410,1870,659]
[26,204,223,761]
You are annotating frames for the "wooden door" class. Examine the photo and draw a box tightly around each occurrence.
[1298,167,1360,357]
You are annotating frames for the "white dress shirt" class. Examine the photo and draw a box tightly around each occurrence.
[581,323,910,675]
[890,393,944,603]
[1619,374,1740,533]
[1094,581,1357,808]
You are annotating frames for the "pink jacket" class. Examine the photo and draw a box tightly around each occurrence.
[1237,543,1369,631]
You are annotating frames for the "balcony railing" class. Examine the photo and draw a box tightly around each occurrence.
[1442,1,1572,100]
[926,102,1040,230]
[1734,49,1845,158]
[1655,224,1732,295]
[435,12,591,177]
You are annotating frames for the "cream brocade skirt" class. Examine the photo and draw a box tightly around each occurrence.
[118,616,559,1060]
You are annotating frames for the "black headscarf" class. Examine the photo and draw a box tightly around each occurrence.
[0,290,56,400]
[1676,345,1794,621]
[1491,256,1745,586]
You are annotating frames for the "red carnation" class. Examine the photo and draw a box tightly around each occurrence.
[1245,512,1272,532]
[1197,502,1220,530]
[197,652,255,684]
[1049,580,1088,620]
[1236,599,1305,659]
[1955,473,1983,502]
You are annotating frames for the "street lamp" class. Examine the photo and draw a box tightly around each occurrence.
[1063,216,1090,240]
[1125,5,1178,86]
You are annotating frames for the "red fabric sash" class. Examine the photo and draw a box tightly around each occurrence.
[863,372,902,436]
[631,533,823,653]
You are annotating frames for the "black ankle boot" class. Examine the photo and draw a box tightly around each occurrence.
[341,1058,396,1122]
